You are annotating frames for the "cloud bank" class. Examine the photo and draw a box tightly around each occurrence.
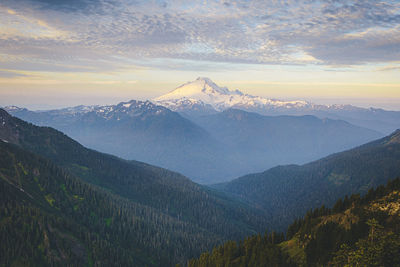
[0,0,400,72]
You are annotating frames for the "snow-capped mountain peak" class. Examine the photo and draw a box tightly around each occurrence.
[155,77,236,103]
[154,77,309,114]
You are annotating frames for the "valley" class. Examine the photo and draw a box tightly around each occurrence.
[1,93,400,265]
[6,78,386,184]
[2,0,400,265]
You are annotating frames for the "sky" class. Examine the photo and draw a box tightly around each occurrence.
[0,0,399,110]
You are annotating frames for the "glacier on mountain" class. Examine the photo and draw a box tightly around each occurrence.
[154,77,309,113]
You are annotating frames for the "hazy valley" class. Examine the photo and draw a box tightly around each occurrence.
[6,78,387,183]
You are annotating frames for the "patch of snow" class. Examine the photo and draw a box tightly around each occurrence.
[4,106,21,111]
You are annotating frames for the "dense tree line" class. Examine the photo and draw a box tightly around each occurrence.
[187,231,294,267]
[0,109,272,266]
[0,108,267,238]
[331,219,400,266]
[190,177,400,266]
[0,140,257,266]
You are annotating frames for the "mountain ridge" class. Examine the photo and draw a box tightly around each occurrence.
[213,128,400,230]
[4,101,229,183]
[0,108,269,265]
[5,103,383,184]
[190,176,400,266]
[153,78,400,134]
[154,77,308,114]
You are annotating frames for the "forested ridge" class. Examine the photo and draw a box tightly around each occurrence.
[0,108,267,238]
[2,107,400,266]
[189,177,400,266]
[0,141,223,266]
[0,109,267,266]
[214,129,400,230]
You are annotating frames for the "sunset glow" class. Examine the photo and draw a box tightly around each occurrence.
[1,0,399,109]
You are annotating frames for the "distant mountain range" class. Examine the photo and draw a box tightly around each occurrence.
[195,109,381,173]
[155,77,400,134]
[5,97,381,183]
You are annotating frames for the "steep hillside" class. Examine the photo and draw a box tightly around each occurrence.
[5,101,228,183]
[0,141,216,266]
[0,109,267,265]
[214,129,400,230]
[189,177,400,266]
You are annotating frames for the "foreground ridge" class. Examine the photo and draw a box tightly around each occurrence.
[189,177,400,266]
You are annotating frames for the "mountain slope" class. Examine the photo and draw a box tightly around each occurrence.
[5,101,233,183]
[154,77,400,134]
[214,129,400,230]
[195,108,381,172]
[0,108,268,265]
[189,177,400,266]
[6,104,383,183]
[155,77,308,115]
[0,140,217,266]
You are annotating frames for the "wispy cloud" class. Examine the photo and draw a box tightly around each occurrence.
[1,0,400,71]
[377,64,400,71]
[0,69,28,78]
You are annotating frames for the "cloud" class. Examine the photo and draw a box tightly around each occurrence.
[18,0,102,12]
[1,0,400,71]
[377,65,400,71]
[0,69,28,78]
[304,26,400,64]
